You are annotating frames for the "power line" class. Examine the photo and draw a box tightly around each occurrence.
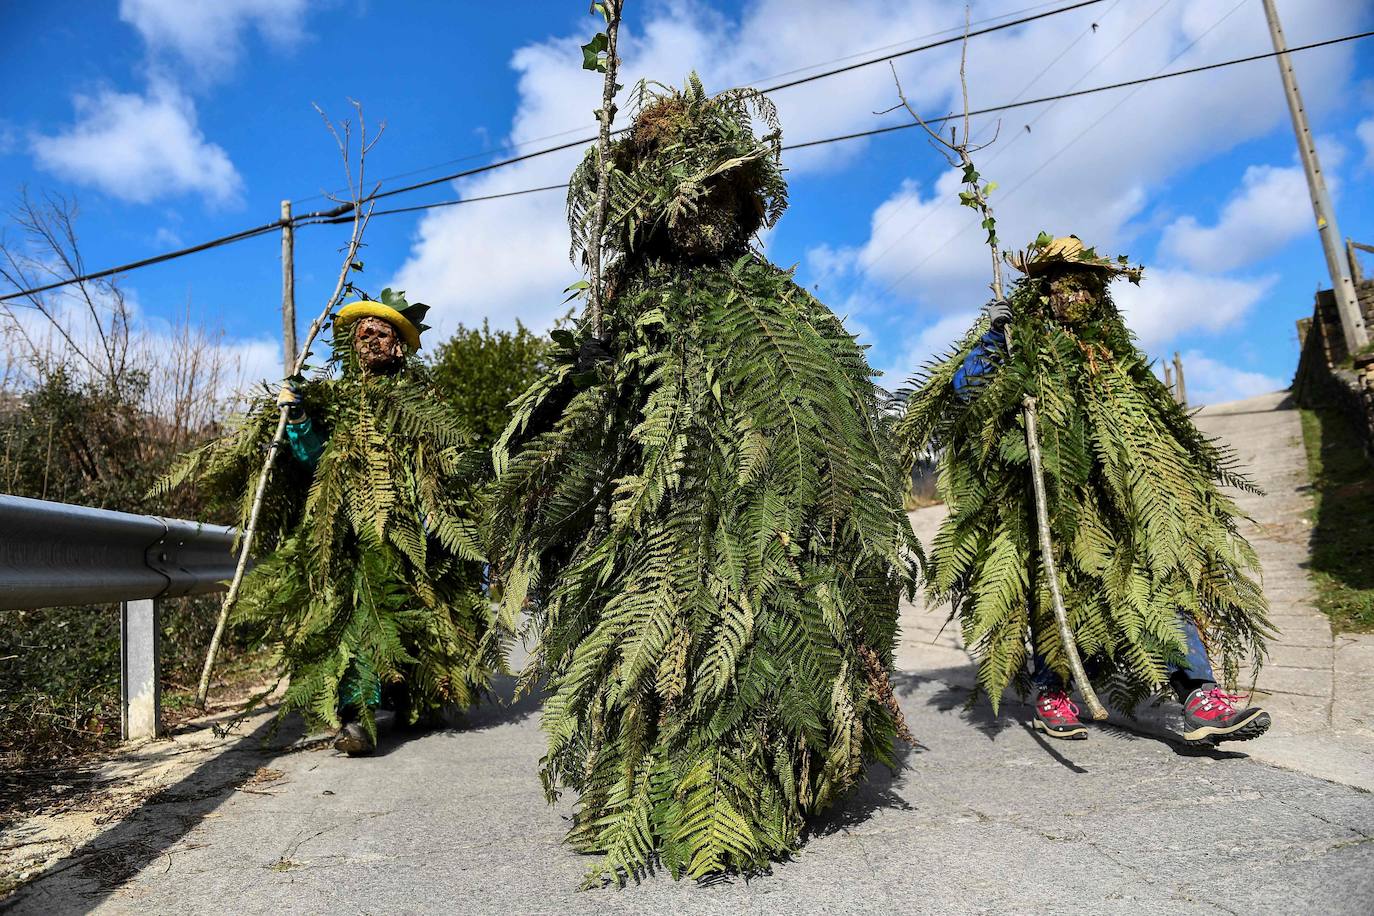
[875,0,1253,298]
[327,24,1374,227]
[306,184,571,224]
[346,0,1110,209]
[758,0,1107,94]
[865,0,1131,259]
[0,0,1108,304]
[790,23,1361,152]
[3,26,1369,305]
[291,0,1095,206]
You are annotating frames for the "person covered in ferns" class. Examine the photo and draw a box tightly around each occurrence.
[490,76,917,883]
[899,234,1273,744]
[161,291,504,756]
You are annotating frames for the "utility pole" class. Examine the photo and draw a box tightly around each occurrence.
[1172,351,1187,408]
[280,200,297,374]
[1261,0,1368,352]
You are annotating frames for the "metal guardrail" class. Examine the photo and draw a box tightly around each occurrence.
[0,494,238,740]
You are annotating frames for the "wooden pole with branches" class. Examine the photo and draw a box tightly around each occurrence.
[584,0,624,339]
[194,101,382,708]
[888,12,1107,720]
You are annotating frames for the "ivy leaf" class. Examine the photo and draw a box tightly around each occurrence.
[563,279,591,303]
[957,191,976,206]
[581,32,609,72]
[590,1,609,21]
[981,218,996,230]
[550,329,577,349]
[961,164,980,185]
[351,260,365,272]
[983,181,998,195]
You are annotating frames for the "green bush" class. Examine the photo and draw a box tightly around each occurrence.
[1299,406,1374,633]
[426,319,551,449]
[0,373,244,767]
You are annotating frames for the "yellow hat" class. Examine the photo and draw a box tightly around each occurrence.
[335,300,423,351]
[1007,234,1142,281]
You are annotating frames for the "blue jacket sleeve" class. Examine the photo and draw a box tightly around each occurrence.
[284,415,327,470]
[952,325,1006,400]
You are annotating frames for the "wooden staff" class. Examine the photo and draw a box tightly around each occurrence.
[195,103,381,708]
[888,10,1107,719]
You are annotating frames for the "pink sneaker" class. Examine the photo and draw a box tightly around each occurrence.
[1181,686,1271,743]
[1033,689,1088,740]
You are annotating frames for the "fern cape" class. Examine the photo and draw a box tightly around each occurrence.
[162,342,503,740]
[491,78,915,884]
[896,268,1271,710]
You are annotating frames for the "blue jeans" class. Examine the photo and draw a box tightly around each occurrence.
[1031,612,1214,691]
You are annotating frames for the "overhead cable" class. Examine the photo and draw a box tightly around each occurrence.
[3,26,1368,305]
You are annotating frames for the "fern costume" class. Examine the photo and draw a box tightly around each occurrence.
[492,78,916,882]
[897,235,1272,739]
[163,291,503,753]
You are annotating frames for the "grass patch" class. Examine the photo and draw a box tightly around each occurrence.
[1299,406,1374,633]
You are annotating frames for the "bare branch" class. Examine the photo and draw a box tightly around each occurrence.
[888,62,959,167]
[196,103,382,707]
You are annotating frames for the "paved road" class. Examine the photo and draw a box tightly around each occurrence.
[8,392,1374,915]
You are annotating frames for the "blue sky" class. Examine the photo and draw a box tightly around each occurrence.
[2,0,1372,404]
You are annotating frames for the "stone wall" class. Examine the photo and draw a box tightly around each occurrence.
[1293,281,1374,460]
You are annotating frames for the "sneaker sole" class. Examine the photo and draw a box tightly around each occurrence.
[1181,710,1271,743]
[333,733,375,757]
[1034,719,1088,741]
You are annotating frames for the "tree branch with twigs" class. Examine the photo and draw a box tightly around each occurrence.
[581,0,624,339]
[888,9,1107,720]
[194,100,384,708]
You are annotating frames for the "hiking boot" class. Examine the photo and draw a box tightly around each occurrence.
[1033,689,1088,740]
[333,721,376,756]
[1181,685,1271,743]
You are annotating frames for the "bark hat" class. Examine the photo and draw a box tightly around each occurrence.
[1007,233,1143,283]
[335,288,431,351]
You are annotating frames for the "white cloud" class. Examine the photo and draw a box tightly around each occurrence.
[31,80,242,205]
[0,280,277,410]
[1114,268,1275,350]
[153,226,184,248]
[1173,349,1284,407]
[391,0,1364,347]
[1158,164,1310,272]
[26,1,313,206]
[118,0,310,80]
[391,0,1007,336]
[816,0,1362,375]
[874,308,979,386]
[1359,118,1374,171]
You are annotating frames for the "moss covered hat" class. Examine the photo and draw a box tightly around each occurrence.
[335,287,431,351]
[1007,233,1143,282]
[567,73,790,264]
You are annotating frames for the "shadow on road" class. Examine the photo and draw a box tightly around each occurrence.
[4,676,546,912]
[5,713,303,913]
[1022,722,1089,773]
[810,734,920,839]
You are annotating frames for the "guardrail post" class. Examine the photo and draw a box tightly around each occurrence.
[121,598,161,740]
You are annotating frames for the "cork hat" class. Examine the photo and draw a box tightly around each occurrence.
[335,288,431,351]
[1007,233,1143,282]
